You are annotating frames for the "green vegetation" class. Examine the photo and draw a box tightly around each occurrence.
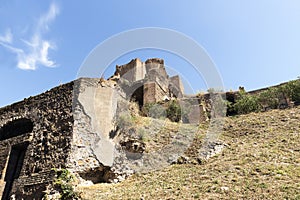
[281,78,300,103]
[142,100,183,122]
[52,168,79,200]
[233,90,261,114]
[257,87,280,110]
[142,103,166,119]
[166,100,182,122]
[116,112,134,130]
[230,78,300,115]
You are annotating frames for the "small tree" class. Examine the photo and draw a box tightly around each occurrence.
[258,87,279,110]
[166,100,182,122]
[233,91,261,114]
[279,79,300,104]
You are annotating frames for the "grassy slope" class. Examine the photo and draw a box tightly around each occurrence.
[79,107,300,200]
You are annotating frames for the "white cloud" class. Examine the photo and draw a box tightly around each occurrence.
[39,2,60,32]
[0,2,59,70]
[0,29,13,44]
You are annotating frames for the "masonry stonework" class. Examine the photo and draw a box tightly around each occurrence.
[0,82,74,200]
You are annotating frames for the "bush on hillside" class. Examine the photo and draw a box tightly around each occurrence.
[233,90,261,114]
[142,103,166,119]
[280,79,300,104]
[258,87,280,110]
[166,100,182,122]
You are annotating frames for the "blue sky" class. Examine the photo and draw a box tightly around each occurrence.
[0,0,300,107]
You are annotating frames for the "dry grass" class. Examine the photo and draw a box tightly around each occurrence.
[78,107,300,199]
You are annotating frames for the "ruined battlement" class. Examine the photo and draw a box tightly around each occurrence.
[145,58,164,65]
[115,58,168,83]
[116,58,145,82]
[145,58,167,78]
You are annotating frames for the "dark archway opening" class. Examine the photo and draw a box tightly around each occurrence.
[130,86,144,109]
[0,118,33,200]
[2,142,29,200]
[0,118,33,141]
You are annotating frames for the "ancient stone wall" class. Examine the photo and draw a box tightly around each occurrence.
[0,82,74,199]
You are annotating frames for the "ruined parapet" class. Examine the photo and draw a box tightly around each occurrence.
[116,58,146,82]
[145,58,167,78]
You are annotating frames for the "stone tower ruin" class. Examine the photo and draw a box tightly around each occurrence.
[113,58,184,106]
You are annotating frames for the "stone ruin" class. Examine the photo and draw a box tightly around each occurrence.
[103,58,184,105]
[1,57,296,199]
[0,58,190,199]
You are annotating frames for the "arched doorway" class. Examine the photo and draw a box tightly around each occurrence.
[0,118,33,200]
[130,86,144,109]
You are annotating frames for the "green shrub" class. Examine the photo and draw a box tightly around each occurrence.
[52,168,79,200]
[280,79,300,103]
[116,113,134,130]
[142,103,166,119]
[258,87,280,110]
[233,91,261,114]
[137,128,149,142]
[225,100,234,116]
[166,100,182,122]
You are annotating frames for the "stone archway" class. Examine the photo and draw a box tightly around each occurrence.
[0,118,33,200]
[130,86,144,109]
[2,143,29,200]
